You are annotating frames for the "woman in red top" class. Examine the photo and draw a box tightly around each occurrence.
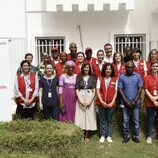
[144,61,158,144]
[112,52,125,78]
[14,60,38,119]
[96,63,117,143]
[112,52,125,109]
[55,52,67,77]
[146,49,158,75]
[74,52,85,75]
[92,50,105,80]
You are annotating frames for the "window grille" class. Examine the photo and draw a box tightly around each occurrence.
[35,37,65,63]
[114,34,146,58]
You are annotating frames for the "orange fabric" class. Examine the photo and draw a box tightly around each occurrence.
[144,75,158,107]
[92,59,105,80]
[55,62,66,77]
[16,73,36,104]
[146,61,151,75]
[132,60,145,78]
[74,62,81,75]
[113,63,126,78]
[96,77,117,108]
[84,57,96,64]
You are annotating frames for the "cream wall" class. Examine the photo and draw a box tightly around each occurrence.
[27,0,158,61]
[0,0,26,37]
[0,0,158,62]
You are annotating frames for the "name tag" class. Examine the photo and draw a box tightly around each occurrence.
[27,88,32,92]
[140,63,144,65]
[153,90,157,96]
[111,82,116,85]
[48,92,52,98]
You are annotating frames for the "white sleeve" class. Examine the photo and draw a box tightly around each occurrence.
[144,61,148,71]
[32,75,39,97]
[96,78,101,89]
[115,79,118,91]
[14,76,23,98]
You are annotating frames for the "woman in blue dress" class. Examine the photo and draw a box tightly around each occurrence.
[39,62,59,120]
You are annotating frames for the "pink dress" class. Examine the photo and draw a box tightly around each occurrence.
[59,74,77,121]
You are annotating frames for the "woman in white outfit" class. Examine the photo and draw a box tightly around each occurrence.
[75,62,96,142]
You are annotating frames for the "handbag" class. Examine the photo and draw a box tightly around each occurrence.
[60,106,66,115]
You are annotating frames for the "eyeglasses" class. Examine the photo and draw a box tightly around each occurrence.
[152,65,158,67]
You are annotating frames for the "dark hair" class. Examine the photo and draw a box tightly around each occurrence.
[78,62,92,80]
[151,60,158,66]
[44,60,55,68]
[123,46,131,52]
[150,60,158,73]
[148,49,158,61]
[77,52,85,58]
[104,43,112,48]
[101,63,115,77]
[132,48,142,55]
[60,52,67,57]
[81,62,92,76]
[113,52,123,64]
[20,60,30,68]
[45,62,55,74]
[97,49,104,55]
[25,53,33,59]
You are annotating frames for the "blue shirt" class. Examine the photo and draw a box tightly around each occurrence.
[118,72,143,106]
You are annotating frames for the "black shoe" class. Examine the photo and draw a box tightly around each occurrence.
[132,137,140,143]
[122,137,130,143]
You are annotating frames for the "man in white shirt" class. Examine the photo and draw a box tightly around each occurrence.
[104,43,113,63]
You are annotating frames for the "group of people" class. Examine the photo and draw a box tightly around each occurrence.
[14,42,158,144]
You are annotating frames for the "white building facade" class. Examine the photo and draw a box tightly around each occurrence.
[0,0,158,120]
[1,0,158,69]
[0,0,158,118]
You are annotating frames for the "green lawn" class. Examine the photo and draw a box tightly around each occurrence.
[3,112,158,158]
[79,132,158,158]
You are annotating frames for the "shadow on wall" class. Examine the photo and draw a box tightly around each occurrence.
[40,9,130,53]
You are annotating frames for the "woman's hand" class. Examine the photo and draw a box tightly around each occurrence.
[150,96,158,102]
[154,101,158,107]
[78,99,86,108]
[107,103,113,108]
[39,103,43,110]
[100,100,107,108]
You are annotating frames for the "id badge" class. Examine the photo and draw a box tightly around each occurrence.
[48,92,52,98]
[153,89,157,96]
[27,88,32,92]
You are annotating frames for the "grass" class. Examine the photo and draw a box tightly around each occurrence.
[6,111,158,158]
[79,132,158,158]
[78,109,158,158]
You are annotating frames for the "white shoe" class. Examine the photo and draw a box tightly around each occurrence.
[106,136,113,143]
[99,136,105,143]
[146,137,152,144]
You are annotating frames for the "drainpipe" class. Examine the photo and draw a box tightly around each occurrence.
[77,25,84,52]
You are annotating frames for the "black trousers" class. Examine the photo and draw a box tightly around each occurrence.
[16,104,37,119]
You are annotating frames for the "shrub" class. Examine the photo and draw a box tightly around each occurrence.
[0,120,83,158]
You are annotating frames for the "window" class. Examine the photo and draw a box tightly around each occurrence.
[35,37,65,63]
[114,34,146,58]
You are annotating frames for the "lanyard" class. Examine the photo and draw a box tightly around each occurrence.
[24,76,31,88]
[153,75,157,90]
[47,79,53,92]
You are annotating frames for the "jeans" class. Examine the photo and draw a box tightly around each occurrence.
[146,107,158,137]
[98,107,114,138]
[123,107,140,138]
[43,105,59,120]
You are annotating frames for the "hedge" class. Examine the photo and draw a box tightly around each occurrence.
[0,120,83,158]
